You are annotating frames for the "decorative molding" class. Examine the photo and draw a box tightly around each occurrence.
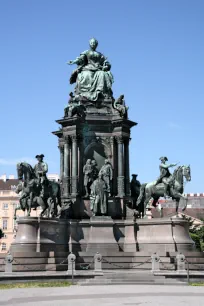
[124,137,130,144]
[70,135,81,142]
[110,136,115,144]
[64,135,71,143]
[58,145,64,152]
[115,136,124,144]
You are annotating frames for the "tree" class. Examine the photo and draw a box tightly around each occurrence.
[181,215,204,252]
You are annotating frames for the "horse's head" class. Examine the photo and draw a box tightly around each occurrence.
[16,162,35,182]
[182,165,191,182]
[173,164,191,184]
[17,163,23,181]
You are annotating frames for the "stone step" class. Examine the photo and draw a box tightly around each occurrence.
[78,279,188,286]
[11,257,68,265]
[79,252,170,257]
[77,257,171,263]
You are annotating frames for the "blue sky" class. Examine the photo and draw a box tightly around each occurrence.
[0,0,203,192]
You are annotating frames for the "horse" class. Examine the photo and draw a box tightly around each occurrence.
[14,181,52,219]
[136,165,191,218]
[16,162,61,218]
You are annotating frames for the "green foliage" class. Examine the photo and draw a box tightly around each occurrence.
[182,215,204,251]
[0,281,73,289]
[190,233,202,251]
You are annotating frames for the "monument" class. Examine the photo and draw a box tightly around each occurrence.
[11,39,196,271]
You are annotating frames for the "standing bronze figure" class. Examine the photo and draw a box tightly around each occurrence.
[130,174,141,208]
[83,159,93,197]
[99,159,113,195]
[90,173,108,216]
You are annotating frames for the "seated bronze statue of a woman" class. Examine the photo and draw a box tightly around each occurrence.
[67,38,114,102]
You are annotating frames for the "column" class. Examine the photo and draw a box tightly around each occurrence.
[59,145,64,182]
[124,138,130,196]
[116,136,125,197]
[110,136,116,196]
[71,135,78,196]
[63,137,70,197]
[78,136,83,195]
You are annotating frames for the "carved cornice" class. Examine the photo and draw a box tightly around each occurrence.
[124,137,131,144]
[58,145,64,152]
[110,136,115,144]
[115,136,124,144]
[64,135,71,143]
[70,134,81,142]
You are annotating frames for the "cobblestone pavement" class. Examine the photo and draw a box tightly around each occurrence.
[0,285,204,306]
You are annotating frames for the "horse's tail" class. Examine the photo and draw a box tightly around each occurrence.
[136,183,147,208]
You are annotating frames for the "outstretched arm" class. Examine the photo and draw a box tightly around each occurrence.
[67,53,86,66]
[161,162,178,169]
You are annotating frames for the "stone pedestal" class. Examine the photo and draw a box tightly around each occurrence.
[11,217,69,253]
[53,99,137,218]
[10,216,196,272]
[136,217,195,252]
[86,217,119,252]
[123,219,137,252]
[12,217,195,254]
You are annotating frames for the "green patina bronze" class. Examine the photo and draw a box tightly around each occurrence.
[67,38,114,102]
[15,161,61,219]
[136,160,191,218]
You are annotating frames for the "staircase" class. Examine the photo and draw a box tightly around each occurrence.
[77,270,188,286]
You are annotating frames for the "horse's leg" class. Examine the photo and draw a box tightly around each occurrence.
[53,198,57,217]
[182,198,188,212]
[173,191,187,212]
[47,198,52,218]
[27,192,33,217]
[143,190,152,217]
[152,198,159,208]
[175,198,179,215]
[14,205,20,220]
[39,198,48,217]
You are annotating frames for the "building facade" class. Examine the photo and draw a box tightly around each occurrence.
[0,174,59,253]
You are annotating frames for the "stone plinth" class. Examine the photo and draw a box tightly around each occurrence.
[86,216,119,252]
[136,217,195,252]
[11,217,69,253]
[11,216,195,256]
[9,216,199,271]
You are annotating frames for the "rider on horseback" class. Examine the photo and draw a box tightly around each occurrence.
[155,156,178,198]
[34,154,48,198]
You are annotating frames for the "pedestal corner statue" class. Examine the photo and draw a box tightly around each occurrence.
[11,38,197,269]
[14,154,61,219]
